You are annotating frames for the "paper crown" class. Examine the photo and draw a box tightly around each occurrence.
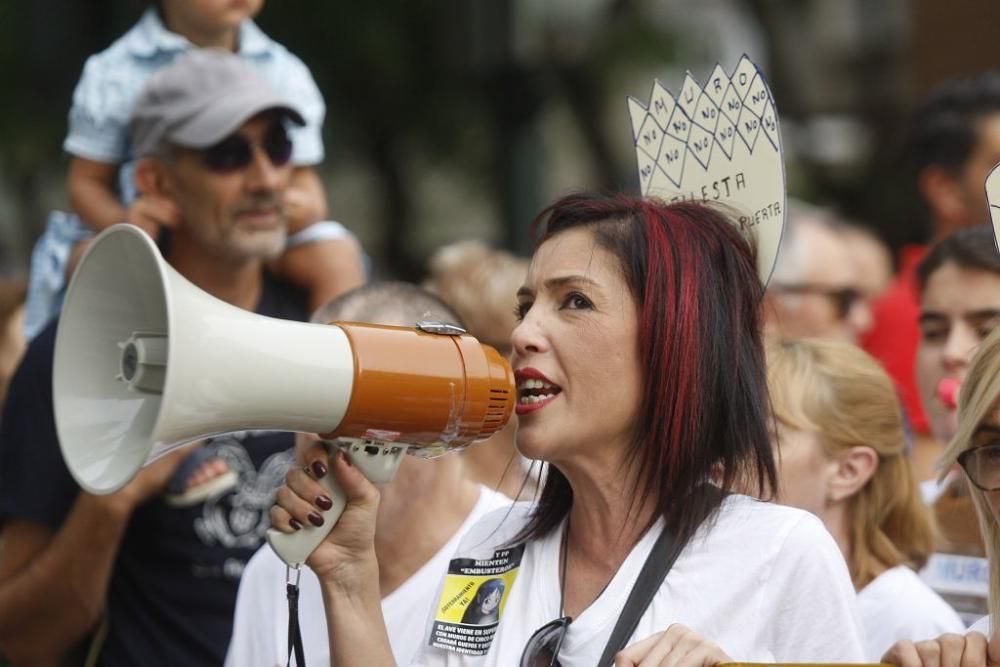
[985,162,1000,251]
[627,55,786,285]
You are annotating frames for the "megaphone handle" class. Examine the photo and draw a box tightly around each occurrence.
[266,471,347,566]
[265,441,409,566]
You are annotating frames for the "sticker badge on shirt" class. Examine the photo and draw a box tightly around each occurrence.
[429,544,525,655]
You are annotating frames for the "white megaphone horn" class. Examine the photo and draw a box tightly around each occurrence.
[53,225,514,564]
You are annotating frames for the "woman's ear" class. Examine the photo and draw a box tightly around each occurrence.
[134,157,169,197]
[827,446,878,503]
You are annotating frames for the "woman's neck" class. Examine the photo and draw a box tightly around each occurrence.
[823,501,887,590]
[557,454,657,618]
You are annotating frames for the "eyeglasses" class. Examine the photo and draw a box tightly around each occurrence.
[519,616,571,667]
[771,283,863,320]
[199,124,292,173]
[958,444,1000,491]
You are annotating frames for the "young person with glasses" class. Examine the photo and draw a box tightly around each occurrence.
[271,194,866,666]
[883,326,1000,667]
[767,338,963,660]
[0,51,317,665]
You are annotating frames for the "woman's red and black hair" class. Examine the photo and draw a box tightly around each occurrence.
[517,192,776,545]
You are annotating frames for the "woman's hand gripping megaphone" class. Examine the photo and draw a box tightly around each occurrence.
[267,435,386,574]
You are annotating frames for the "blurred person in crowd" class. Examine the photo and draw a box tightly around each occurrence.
[883,327,1000,667]
[0,278,26,413]
[271,194,864,665]
[226,282,511,667]
[26,0,363,339]
[863,72,1000,435]
[763,203,873,342]
[914,225,1000,563]
[0,51,315,665]
[842,224,894,303]
[916,225,1000,451]
[424,240,533,500]
[768,338,963,660]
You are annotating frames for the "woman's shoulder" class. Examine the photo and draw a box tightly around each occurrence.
[859,565,965,631]
[713,493,827,538]
[703,494,843,570]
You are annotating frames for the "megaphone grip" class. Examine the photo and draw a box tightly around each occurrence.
[265,442,408,566]
[266,472,347,566]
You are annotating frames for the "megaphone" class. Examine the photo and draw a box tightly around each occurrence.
[54,224,515,564]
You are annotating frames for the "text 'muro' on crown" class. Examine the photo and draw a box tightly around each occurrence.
[678,74,701,119]
[731,57,757,99]
[628,55,779,197]
[650,82,675,130]
[703,64,730,108]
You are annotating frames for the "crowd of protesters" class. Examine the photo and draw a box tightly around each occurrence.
[2,1,1000,666]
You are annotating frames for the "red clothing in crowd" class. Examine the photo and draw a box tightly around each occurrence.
[860,245,929,434]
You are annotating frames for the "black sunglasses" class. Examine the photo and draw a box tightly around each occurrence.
[519,616,571,667]
[958,443,1000,491]
[200,124,292,173]
[771,283,862,320]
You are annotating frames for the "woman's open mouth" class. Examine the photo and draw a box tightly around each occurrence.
[515,369,562,415]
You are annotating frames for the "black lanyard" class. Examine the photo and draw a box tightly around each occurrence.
[286,565,306,667]
[596,524,682,666]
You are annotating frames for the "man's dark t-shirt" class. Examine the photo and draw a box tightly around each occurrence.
[0,272,308,666]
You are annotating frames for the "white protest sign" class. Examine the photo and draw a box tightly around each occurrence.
[985,161,1000,252]
[628,55,786,285]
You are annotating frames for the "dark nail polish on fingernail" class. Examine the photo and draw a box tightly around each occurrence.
[316,495,333,511]
[289,518,303,531]
[341,451,353,467]
[311,460,328,478]
[307,511,325,527]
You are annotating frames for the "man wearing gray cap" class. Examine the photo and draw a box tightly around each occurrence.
[0,49,314,666]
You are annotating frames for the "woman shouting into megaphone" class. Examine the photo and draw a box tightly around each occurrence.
[270,193,866,666]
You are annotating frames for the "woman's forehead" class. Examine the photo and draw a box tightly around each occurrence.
[526,228,620,285]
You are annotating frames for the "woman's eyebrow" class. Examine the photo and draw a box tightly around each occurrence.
[517,275,599,298]
[543,275,599,290]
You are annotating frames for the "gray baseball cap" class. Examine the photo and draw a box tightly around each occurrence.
[130,48,305,158]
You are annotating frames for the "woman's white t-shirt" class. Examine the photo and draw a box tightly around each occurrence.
[412,494,866,666]
[969,614,990,636]
[224,487,510,667]
[858,565,966,660]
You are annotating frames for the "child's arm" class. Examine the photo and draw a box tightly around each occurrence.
[285,166,329,233]
[274,166,365,310]
[279,236,366,313]
[67,157,178,237]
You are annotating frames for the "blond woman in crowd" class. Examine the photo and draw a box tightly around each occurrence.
[768,338,963,659]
